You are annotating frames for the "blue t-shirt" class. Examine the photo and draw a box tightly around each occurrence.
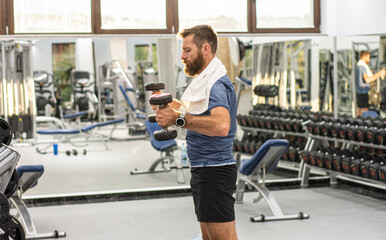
[186,74,237,167]
[355,65,370,94]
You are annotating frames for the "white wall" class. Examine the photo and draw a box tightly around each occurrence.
[321,0,386,36]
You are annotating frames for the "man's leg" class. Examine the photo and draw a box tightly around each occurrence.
[200,221,238,240]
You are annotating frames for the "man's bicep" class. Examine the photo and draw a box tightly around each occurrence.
[210,106,230,121]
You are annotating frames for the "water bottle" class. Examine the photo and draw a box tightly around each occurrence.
[53,143,58,155]
[181,143,187,165]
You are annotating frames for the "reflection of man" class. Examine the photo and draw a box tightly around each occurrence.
[355,51,386,116]
[154,25,238,240]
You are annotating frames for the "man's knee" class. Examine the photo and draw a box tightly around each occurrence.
[200,221,237,240]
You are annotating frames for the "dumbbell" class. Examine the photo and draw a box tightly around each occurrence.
[332,154,342,172]
[308,151,317,166]
[315,151,325,168]
[148,93,177,141]
[378,164,386,183]
[288,147,299,162]
[366,120,385,144]
[0,117,12,146]
[359,154,376,178]
[324,153,335,170]
[144,82,165,93]
[341,156,353,173]
[369,155,385,180]
[300,150,310,164]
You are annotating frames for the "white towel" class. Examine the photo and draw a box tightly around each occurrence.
[357,59,373,77]
[180,57,227,115]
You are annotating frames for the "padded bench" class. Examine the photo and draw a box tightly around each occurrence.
[130,121,186,184]
[11,165,66,238]
[235,139,310,222]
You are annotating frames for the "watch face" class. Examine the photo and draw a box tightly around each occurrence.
[177,118,185,126]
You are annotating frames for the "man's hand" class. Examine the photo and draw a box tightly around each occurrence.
[155,105,180,128]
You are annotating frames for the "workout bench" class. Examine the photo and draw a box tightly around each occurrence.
[235,139,310,222]
[36,118,124,153]
[130,121,188,184]
[10,165,66,239]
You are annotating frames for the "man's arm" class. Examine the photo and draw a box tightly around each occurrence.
[363,69,386,83]
[155,106,231,137]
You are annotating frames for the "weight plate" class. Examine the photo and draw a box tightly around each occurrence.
[144,82,165,91]
[0,192,10,224]
[4,170,19,198]
[0,215,26,240]
[0,117,12,146]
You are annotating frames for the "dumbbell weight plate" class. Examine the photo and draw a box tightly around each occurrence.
[148,114,157,123]
[369,161,381,180]
[144,82,165,91]
[0,192,10,224]
[0,117,12,146]
[149,93,173,106]
[4,170,19,198]
[379,165,386,183]
[0,215,26,240]
[154,129,177,141]
[341,157,352,173]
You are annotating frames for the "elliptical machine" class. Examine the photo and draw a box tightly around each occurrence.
[33,71,58,117]
[71,70,98,120]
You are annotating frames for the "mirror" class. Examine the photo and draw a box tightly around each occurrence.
[7,34,384,197]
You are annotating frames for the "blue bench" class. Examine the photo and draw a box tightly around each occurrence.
[10,165,66,238]
[36,118,125,153]
[235,139,310,222]
[130,121,187,184]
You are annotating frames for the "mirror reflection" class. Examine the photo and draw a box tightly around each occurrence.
[1,34,384,196]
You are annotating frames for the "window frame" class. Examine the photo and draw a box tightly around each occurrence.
[250,0,320,33]
[1,0,320,35]
[93,0,178,34]
[0,0,8,34]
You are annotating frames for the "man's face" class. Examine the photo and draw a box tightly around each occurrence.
[363,54,371,64]
[181,35,205,76]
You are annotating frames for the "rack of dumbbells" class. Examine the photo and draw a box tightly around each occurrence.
[301,114,386,190]
[235,105,321,178]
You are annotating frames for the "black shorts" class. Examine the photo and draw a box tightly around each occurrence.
[190,164,237,222]
[357,93,369,108]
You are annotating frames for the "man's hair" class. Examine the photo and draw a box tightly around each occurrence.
[360,51,370,58]
[178,25,218,55]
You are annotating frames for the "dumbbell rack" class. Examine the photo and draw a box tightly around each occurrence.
[236,126,329,183]
[301,134,386,190]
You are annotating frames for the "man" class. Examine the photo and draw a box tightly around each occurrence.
[355,51,385,116]
[154,25,238,240]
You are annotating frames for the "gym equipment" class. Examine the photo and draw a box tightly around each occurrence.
[0,215,25,240]
[253,85,279,98]
[10,165,66,239]
[33,71,57,117]
[235,139,310,222]
[144,82,165,93]
[72,149,78,156]
[71,70,98,119]
[65,150,71,156]
[148,93,177,141]
[98,60,143,121]
[130,121,188,184]
[1,41,36,141]
[83,149,87,155]
[35,118,125,153]
[0,193,9,224]
[0,117,12,146]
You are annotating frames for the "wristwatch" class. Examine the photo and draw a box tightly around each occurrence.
[175,112,186,128]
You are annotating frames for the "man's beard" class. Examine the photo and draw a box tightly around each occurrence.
[183,52,205,77]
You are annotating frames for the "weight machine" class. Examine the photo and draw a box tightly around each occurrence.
[0,40,36,143]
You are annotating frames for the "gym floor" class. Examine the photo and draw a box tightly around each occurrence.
[10,93,386,239]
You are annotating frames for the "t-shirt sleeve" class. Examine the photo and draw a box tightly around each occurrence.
[208,81,230,112]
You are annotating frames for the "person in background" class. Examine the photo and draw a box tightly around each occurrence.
[355,50,386,116]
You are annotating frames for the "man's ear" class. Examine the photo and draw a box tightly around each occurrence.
[202,43,211,56]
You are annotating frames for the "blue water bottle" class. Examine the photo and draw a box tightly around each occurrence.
[53,143,58,155]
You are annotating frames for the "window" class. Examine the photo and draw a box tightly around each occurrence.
[13,0,91,33]
[252,0,320,33]
[52,43,76,104]
[178,0,248,32]
[101,0,166,30]
[97,0,175,34]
